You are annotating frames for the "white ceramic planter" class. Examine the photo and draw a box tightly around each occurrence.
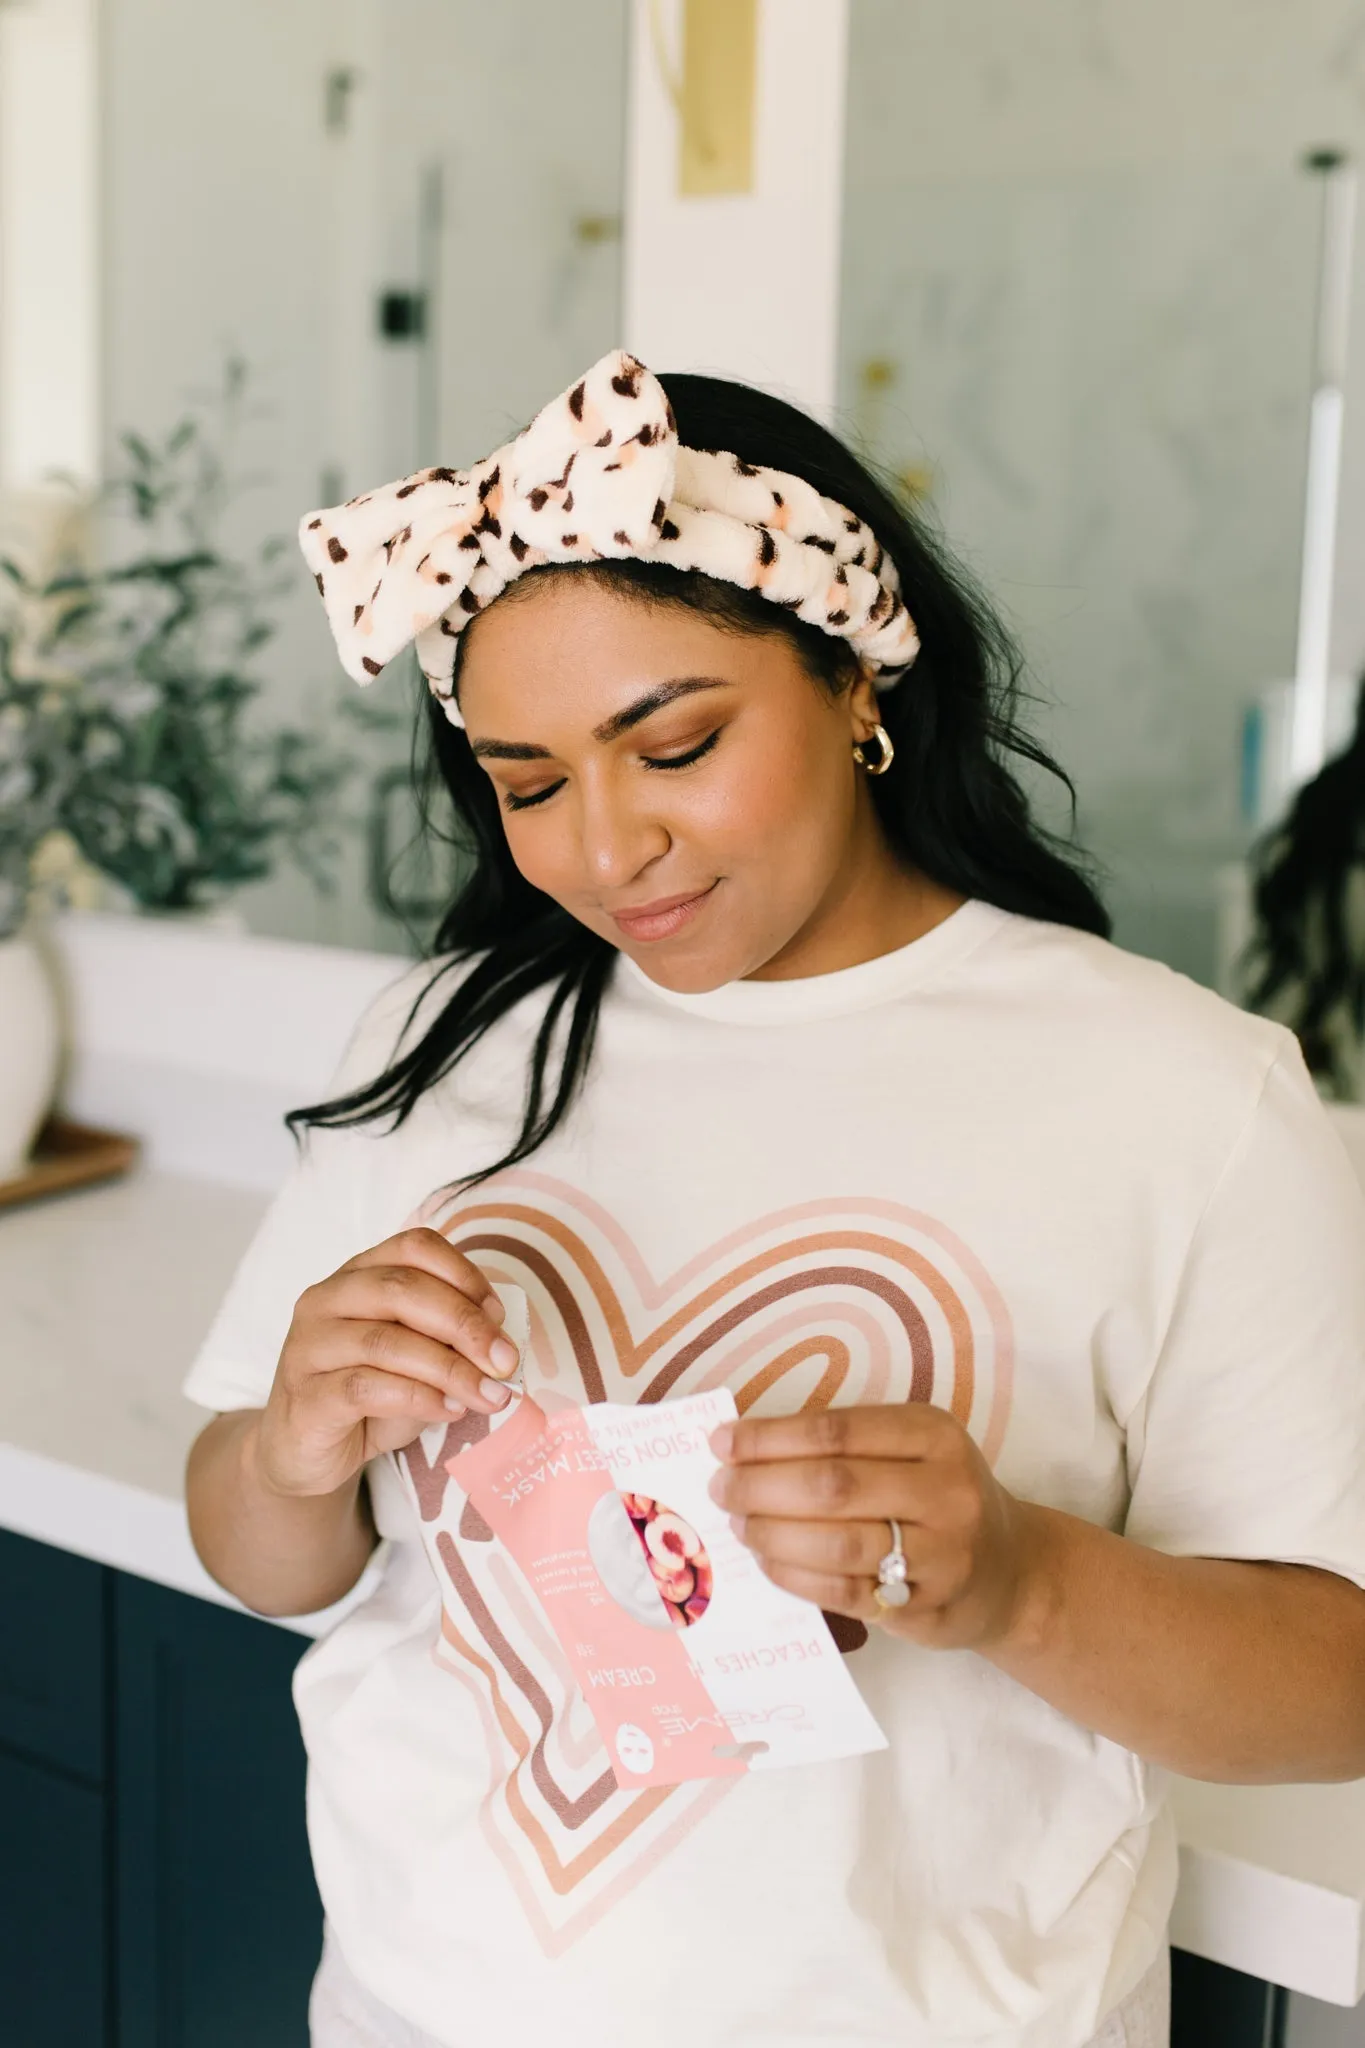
[0,929,60,1178]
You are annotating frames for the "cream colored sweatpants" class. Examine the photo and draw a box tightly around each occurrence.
[309,1929,1171,2048]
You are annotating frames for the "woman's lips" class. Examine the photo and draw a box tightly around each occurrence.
[611,884,717,943]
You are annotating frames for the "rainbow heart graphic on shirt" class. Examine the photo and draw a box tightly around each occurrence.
[394,1169,1013,1956]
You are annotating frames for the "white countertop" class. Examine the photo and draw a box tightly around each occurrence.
[3,1167,1365,2005]
[0,1167,298,1621]
[0,1167,264,1499]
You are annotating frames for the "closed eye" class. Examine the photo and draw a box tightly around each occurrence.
[642,730,720,772]
[503,780,565,812]
[501,730,720,811]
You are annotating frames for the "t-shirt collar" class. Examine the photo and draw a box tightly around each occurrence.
[616,898,1007,1026]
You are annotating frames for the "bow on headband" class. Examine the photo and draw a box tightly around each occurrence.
[300,350,919,726]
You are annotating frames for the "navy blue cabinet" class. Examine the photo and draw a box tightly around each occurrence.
[0,1525,108,1780]
[115,1575,320,2048]
[0,1529,320,2048]
[0,1744,108,2048]
[0,1528,111,2048]
[1171,1949,1288,2048]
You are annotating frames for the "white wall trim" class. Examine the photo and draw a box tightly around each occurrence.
[0,0,100,485]
[622,0,849,418]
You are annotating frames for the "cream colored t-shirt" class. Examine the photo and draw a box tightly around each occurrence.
[186,902,1365,2048]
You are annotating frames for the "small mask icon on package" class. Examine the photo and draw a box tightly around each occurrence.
[447,1386,887,1788]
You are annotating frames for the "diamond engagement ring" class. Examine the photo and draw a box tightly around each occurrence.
[873,1518,911,1609]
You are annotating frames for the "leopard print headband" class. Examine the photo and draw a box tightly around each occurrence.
[299,349,919,727]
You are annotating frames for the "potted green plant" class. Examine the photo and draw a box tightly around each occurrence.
[0,369,356,1173]
[13,366,354,915]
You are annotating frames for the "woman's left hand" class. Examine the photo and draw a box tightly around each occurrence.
[708,1404,1037,1650]
[712,1404,1365,1783]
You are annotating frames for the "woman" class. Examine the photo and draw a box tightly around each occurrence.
[185,352,1365,2048]
[1248,671,1365,1100]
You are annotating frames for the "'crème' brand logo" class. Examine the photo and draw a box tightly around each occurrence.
[394,1170,1013,1957]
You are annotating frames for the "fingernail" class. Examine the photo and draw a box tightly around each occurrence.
[489,1336,520,1377]
[480,1377,512,1407]
[483,1292,506,1325]
[708,1470,730,1505]
[444,1396,466,1415]
[709,1423,734,1460]
[727,1513,747,1542]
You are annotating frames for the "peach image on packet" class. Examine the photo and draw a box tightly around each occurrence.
[447,1385,886,1789]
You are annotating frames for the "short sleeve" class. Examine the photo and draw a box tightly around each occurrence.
[1125,1038,1365,1587]
[181,959,447,1416]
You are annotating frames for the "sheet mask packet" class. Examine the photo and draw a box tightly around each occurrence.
[446,1384,887,1789]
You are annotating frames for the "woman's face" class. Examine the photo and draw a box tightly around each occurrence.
[456,572,893,992]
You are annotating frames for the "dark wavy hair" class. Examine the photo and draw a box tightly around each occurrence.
[291,370,1109,1179]
[1247,673,1365,1092]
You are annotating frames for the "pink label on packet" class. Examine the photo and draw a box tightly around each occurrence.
[447,1385,887,1789]
[448,1393,746,1786]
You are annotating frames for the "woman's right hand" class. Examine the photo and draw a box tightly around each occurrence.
[254,1227,522,1499]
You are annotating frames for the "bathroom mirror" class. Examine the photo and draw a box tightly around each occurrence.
[92,0,630,953]
[839,0,1365,984]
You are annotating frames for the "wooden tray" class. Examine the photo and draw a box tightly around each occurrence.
[0,1117,140,1211]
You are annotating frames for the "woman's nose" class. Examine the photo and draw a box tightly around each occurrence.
[576,781,670,890]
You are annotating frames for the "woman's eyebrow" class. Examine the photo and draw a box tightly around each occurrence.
[592,675,730,743]
[469,737,553,761]
[470,676,731,760]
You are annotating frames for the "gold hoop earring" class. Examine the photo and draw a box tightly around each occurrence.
[853,723,895,776]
